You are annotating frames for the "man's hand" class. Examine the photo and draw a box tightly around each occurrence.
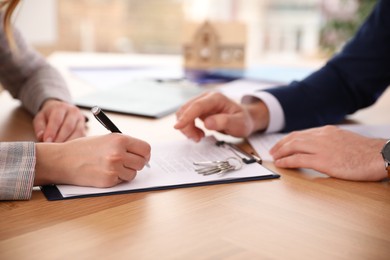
[33,99,87,142]
[270,125,388,181]
[174,92,269,141]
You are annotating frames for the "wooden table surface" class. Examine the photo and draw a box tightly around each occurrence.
[1,53,390,260]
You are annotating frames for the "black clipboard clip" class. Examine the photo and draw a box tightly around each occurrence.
[215,140,262,165]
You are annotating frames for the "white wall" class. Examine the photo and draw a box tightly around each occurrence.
[13,0,58,45]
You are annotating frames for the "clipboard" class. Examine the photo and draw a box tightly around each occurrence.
[41,136,280,201]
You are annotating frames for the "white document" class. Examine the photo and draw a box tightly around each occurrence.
[55,136,277,198]
[248,124,390,162]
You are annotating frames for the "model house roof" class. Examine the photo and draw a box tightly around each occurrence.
[182,21,246,45]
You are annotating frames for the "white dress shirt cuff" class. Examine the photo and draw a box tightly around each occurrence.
[241,92,285,133]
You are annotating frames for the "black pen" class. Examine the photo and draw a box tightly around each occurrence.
[91,106,121,133]
[91,106,150,167]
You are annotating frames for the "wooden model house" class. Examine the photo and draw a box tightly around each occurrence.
[183,21,247,72]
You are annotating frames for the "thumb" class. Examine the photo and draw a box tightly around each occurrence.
[33,112,47,141]
[204,113,252,137]
[204,114,229,131]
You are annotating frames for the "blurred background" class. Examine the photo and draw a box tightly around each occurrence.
[14,0,376,64]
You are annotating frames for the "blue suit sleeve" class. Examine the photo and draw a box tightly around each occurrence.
[265,0,390,132]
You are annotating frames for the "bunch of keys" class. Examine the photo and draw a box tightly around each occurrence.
[193,157,243,176]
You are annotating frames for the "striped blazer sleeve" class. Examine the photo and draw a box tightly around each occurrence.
[0,142,36,200]
[0,11,74,200]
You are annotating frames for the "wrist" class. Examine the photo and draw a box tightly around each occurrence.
[367,139,389,181]
[245,101,270,133]
[34,142,65,185]
[39,98,61,110]
[381,139,390,178]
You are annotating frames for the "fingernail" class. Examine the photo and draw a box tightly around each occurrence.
[191,136,201,142]
[204,119,215,129]
[45,137,53,143]
[37,130,44,140]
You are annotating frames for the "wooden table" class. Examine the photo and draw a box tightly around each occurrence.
[1,53,390,259]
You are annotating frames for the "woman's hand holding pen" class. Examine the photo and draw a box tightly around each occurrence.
[34,134,151,187]
[33,99,87,142]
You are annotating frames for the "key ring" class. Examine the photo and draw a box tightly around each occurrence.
[193,157,243,176]
[225,157,243,170]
